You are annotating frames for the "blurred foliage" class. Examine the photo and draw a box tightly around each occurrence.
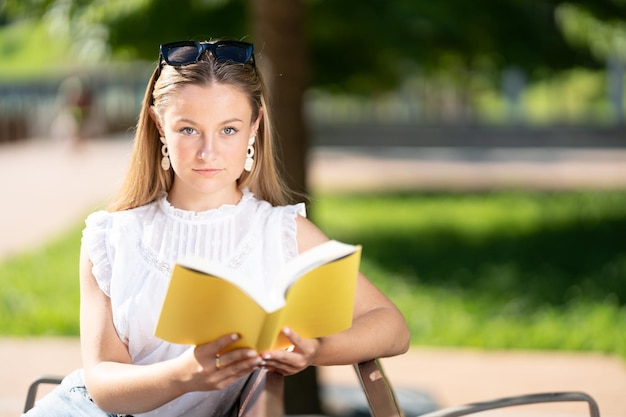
[0,18,74,79]
[306,0,603,93]
[1,0,625,93]
[475,67,611,125]
[0,0,249,64]
[104,0,250,61]
[556,3,626,64]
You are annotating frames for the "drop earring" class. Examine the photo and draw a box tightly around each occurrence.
[244,135,255,172]
[160,137,171,171]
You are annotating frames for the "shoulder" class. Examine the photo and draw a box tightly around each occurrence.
[244,189,306,219]
[295,214,329,253]
[83,201,158,238]
[243,190,326,252]
[98,200,158,221]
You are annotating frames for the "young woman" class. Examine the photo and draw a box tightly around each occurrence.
[24,39,410,417]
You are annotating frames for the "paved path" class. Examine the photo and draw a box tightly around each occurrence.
[0,137,132,259]
[308,146,626,192]
[1,338,625,417]
[2,137,626,417]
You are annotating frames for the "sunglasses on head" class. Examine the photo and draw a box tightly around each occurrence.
[158,40,255,71]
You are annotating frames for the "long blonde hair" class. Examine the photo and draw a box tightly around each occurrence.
[108,45,291,212]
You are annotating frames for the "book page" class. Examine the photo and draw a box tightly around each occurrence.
[154,265,268,348]
[178,240,358,313]
[278,240,360,289]
[155,242,362,349]
[280,247,361,339]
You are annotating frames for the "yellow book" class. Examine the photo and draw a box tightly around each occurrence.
[154,240,362,352]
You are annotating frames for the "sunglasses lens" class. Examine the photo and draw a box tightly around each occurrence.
[159,41,254,69]
[163,44,201,66]
[214,44,252,64]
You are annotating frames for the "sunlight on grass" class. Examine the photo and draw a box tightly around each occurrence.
[313,190,626,357]
[0,225,81,335]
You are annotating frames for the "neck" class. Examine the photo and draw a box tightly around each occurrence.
[166,186,243,212]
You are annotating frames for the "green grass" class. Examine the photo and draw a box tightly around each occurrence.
[2,190,626,358]
[311,190,626,357]
[0,224,82,335]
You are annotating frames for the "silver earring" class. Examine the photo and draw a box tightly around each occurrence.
[160,137,171,171]
[244,136,256,172]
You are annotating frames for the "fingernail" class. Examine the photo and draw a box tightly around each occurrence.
[263,353,271,360]
[247,350,258,358]
[231,333,239,340]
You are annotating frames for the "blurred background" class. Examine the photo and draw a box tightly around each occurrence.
[1,0,625,148]
[1,1,626,416]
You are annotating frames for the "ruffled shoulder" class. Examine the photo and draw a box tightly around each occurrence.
[82,210,114,296]
[280,202,307,261]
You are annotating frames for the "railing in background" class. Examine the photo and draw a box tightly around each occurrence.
[0,64,151,143]
[1,64,625,145]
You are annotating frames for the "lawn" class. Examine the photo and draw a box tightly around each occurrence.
[1,190,625,358]
[312,190,626,356]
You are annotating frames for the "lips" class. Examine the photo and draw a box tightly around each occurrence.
[193,168,222,176]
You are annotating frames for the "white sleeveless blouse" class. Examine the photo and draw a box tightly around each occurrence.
[81,189,305,417]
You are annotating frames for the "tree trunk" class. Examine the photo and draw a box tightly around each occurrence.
[250,0,310,199]
[249,1,320,414]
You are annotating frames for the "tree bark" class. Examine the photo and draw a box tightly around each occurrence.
[249,1,320,414]
[250,0,310,199]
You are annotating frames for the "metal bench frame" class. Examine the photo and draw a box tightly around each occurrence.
[24,359,601,417]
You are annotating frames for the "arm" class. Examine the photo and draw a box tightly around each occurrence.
[261,216,410,373]
[79,243,262,415]
[313,270,410,365]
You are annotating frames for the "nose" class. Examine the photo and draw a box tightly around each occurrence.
[197,136,215,160]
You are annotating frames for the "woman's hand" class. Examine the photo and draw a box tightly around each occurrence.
[177,333,264,392]
[259,327,320,375]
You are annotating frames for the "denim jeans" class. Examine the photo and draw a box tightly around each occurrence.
[21,369,130,417]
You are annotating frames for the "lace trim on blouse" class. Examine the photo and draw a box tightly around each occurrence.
[137,240,172,275]
[157,189,255,222]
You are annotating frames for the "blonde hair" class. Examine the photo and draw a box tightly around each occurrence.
[108,46,291,212]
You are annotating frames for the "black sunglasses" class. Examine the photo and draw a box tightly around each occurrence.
[158,40,255,71]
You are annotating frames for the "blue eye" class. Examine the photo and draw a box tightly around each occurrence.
[223,127,238,135]
[180,127,196,135]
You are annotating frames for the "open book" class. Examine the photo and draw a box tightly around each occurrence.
[154,240,362,352]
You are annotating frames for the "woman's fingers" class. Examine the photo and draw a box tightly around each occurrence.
[189,334,262,387]
[259,328,319,375]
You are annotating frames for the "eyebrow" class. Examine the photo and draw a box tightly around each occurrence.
[220,118,245,125]
[174,117,245,125]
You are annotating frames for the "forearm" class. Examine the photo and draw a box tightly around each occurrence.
[85,358,186,414]
[84,336,262,415]
[312,305,410,366]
